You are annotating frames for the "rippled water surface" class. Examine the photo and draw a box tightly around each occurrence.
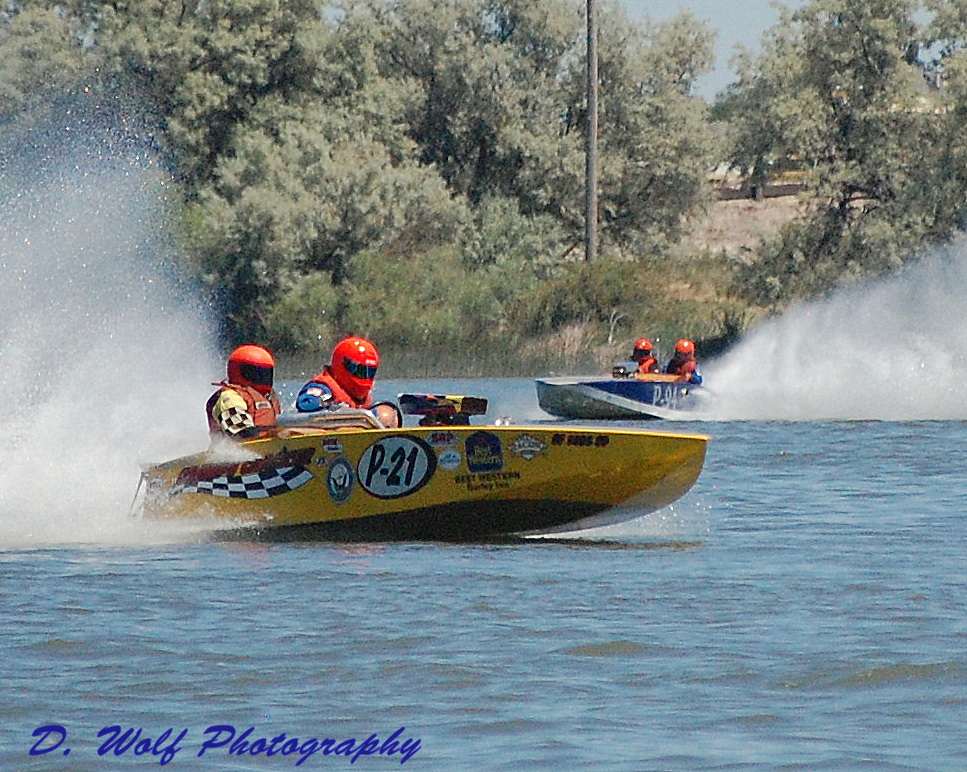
[4,416,966,771]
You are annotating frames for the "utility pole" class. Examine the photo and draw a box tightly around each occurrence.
[584,0,598,262]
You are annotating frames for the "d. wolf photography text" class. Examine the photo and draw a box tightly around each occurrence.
[28,723,422,766]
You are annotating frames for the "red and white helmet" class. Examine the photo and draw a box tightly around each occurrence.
[331,336,379,401]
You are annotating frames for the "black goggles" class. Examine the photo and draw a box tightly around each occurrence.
[344,357,377,380]
[240,363,273,387]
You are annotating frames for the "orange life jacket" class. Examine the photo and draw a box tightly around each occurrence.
[206,382,281,436]
[665,356,697,381]
[308,367,373,409]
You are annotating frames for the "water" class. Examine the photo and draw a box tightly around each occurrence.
[4,100,967,770]
[4,419,967,770]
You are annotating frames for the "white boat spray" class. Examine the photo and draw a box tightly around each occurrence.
[0,92,220,546]
[705,245,967,421]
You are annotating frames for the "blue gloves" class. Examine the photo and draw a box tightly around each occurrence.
[296,382,335,413]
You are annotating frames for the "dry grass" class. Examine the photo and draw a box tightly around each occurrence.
[682,196,807,260]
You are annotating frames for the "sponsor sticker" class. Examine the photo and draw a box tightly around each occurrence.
[509,434,546,461]
[426,430,459,448]
[326,457,355,503]
[454,470,521,492]
[319,437,344,455]
[437,448,462,471]
[465,431,503,473]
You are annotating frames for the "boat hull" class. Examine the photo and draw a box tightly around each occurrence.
[536,376,703,420]
[139,424,707,541]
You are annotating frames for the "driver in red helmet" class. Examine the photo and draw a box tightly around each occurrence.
[631,338,659,375]
[664,339,703,385]
[297,336,399,427]
[207,344,282,438]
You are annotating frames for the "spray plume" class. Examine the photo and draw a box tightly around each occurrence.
[0,93,221,547]
[706,244,967,420]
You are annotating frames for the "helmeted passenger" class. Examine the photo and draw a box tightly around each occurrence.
[664,339,702,385]
[207,344,282,438]
[296,336,380,413]
[631,338,660,374]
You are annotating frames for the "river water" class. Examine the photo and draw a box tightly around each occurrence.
[4,99,967,770]
[4,389,967,770]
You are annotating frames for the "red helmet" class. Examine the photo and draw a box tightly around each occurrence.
[631,338,653,361]
[227,345,275,395]
[331,336,379,401]
[674,339,696,357]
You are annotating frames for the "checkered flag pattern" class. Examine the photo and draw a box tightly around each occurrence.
[219,406,255,436]
[175,465,314,499]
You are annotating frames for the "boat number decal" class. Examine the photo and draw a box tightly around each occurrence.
[509,434,546,460]
[358,435,437,499]
[651,384,687,408]
[465,431,503,473]
[326,457,356,503]
[551,433,611,448]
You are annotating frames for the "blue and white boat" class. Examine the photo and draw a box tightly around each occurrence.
[535,370,706,420]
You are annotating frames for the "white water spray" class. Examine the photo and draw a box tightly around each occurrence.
[0,95,221,547]
[705,242,967,420]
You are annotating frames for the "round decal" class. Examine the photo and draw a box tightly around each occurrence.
[438,449,462,471]
[326,457,355,503]
[357,435,437,499]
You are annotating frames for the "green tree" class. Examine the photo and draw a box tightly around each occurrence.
[72,0,324,186]
[589,10,718,253]
[922,0,967,232]
[723,0,955,306]
[352,0,716,257]
[0,0,728,357]
[0,4,86,115]
[188,98,469,345]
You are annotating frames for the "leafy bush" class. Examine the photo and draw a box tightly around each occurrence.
[261,271,340,353]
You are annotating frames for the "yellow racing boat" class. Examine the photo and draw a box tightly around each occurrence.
[136,395,708,541]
